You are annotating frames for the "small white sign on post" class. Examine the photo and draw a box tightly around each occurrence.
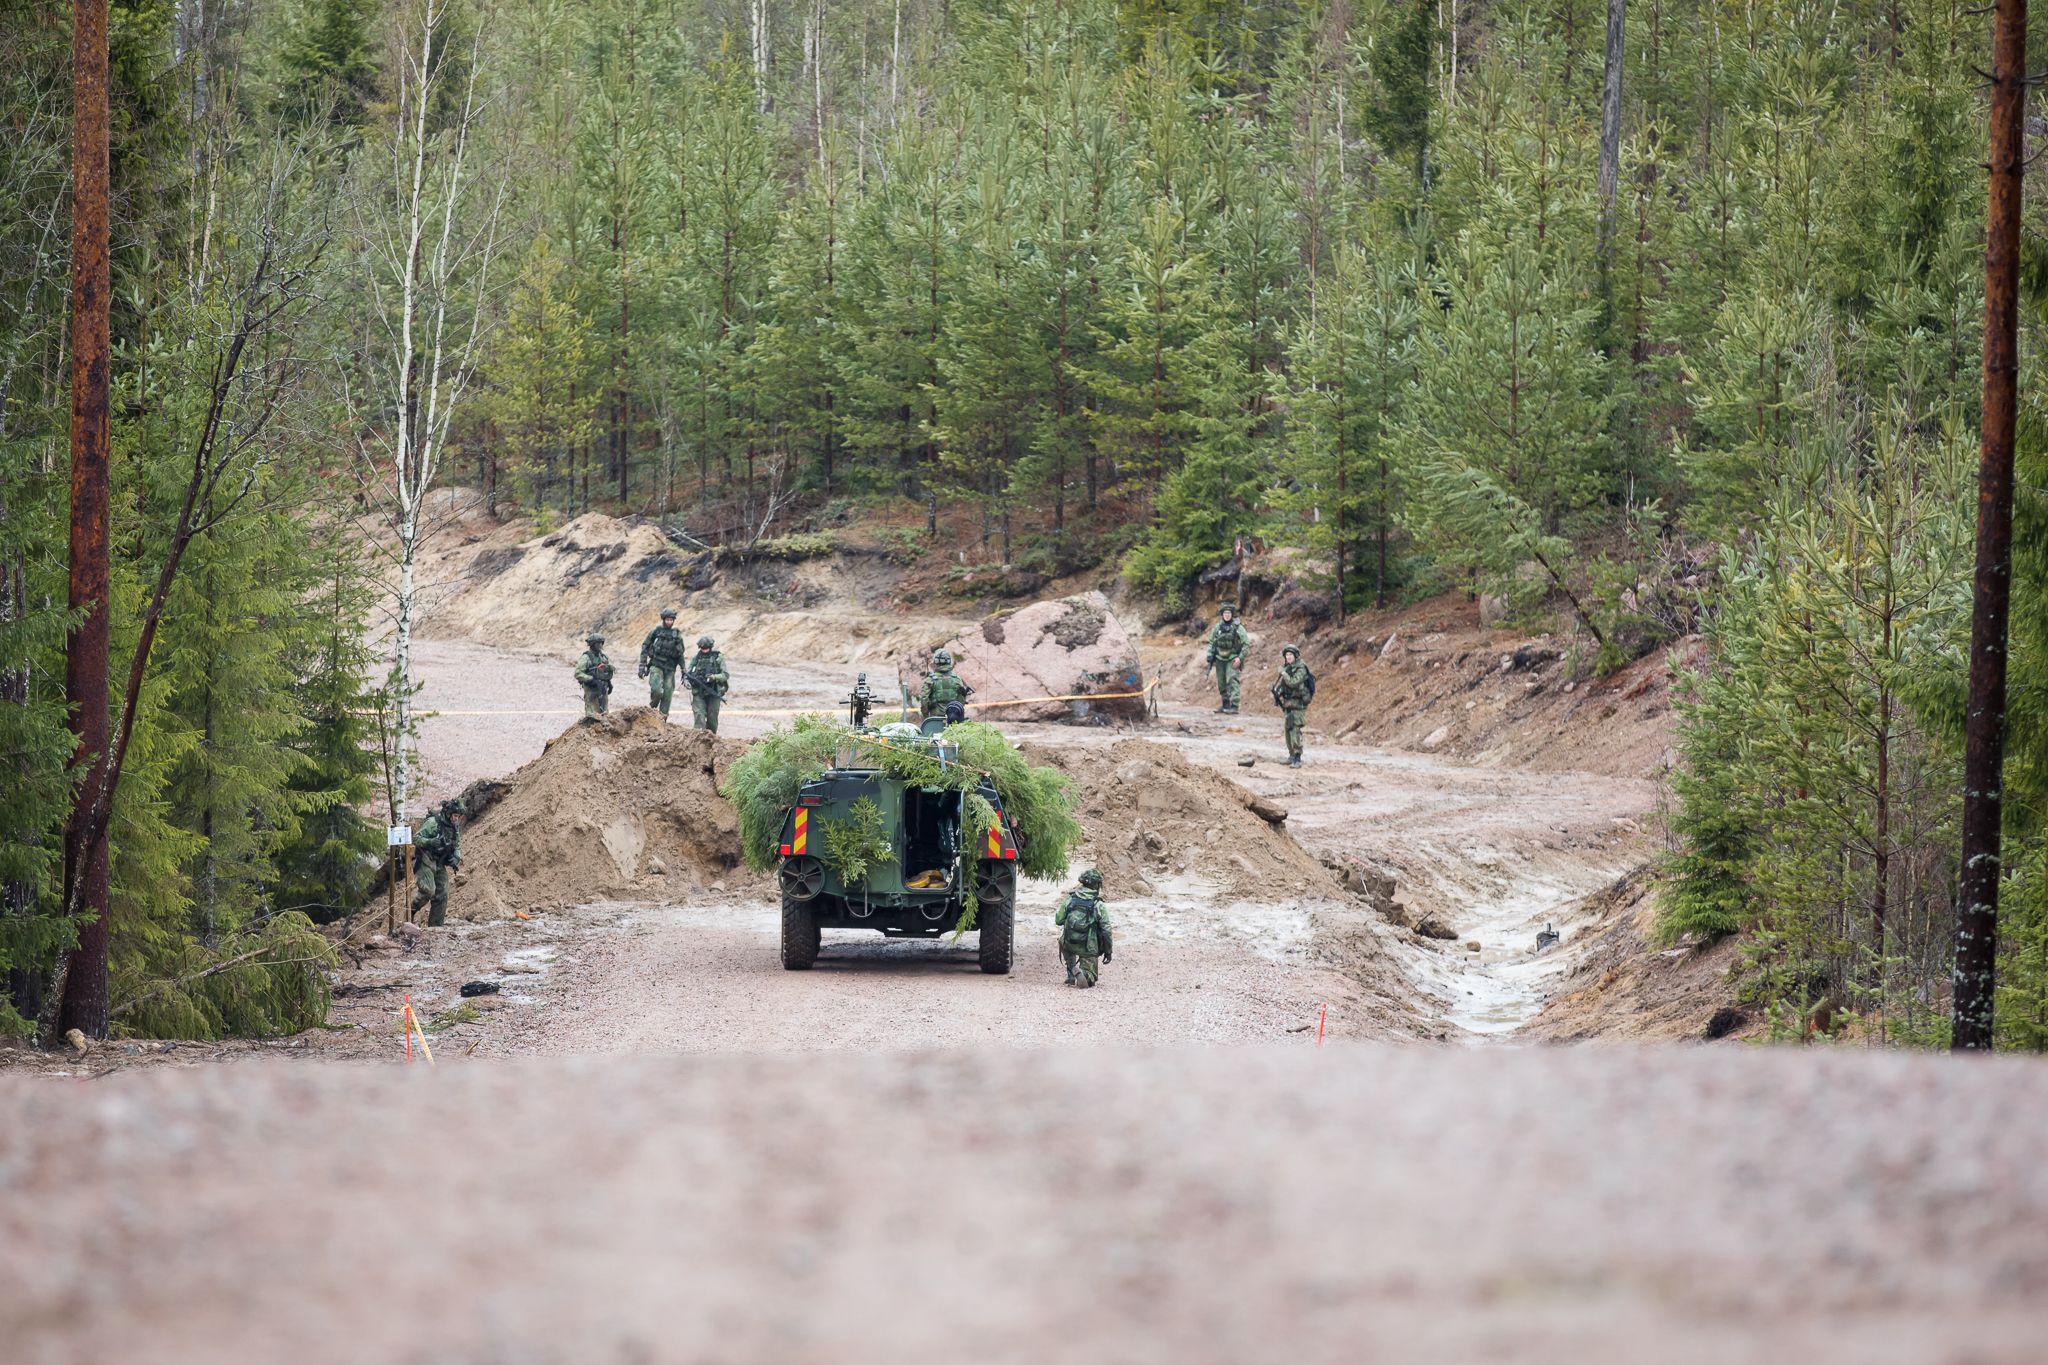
[387,825,413,847]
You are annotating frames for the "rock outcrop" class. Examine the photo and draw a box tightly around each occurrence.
[902,591,1145,722]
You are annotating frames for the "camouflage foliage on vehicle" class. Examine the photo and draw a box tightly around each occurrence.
[721,713,1080,880]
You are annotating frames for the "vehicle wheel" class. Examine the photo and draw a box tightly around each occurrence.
[778,855,824,901]
[973,859,1016,904]
[781,893,820,970]
[977,868,1015,976]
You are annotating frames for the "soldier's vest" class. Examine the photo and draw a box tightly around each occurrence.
[415,815,457,864]
[1060,892,1103,954]
[645,626,685,669]
[689,652,727,693]
[925,672,969,706]
[1209,622,1248,660]
[1275,663,1316,708]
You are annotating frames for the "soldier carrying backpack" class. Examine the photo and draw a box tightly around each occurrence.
[1056,869,1113,988]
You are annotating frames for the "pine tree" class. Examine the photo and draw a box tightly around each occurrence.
[488,236,597,516]
[273,526,384,922]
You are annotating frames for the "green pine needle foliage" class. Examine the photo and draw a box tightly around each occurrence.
[723,715,1080,881]
[818,796,893,885]
[111,911,337,1040]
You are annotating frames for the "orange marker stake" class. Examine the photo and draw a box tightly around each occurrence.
[1316,1004,1327,1048]
[401,994,437,1067]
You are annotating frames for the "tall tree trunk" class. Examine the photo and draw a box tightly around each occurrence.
[1955,0,2027,1051]
[1598,0,1624,263]
[57,0,113,1040]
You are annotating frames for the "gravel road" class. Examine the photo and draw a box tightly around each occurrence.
[6,1046,2045,1364]
[404,639,1660,1039]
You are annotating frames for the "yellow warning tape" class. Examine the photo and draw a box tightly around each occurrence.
[406,677,1161,720]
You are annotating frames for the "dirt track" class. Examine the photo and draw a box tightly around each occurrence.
[396,639,1661,1048]
[7,1046,2046,1364]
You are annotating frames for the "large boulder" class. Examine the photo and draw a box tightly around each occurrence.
[901,592,1145,722]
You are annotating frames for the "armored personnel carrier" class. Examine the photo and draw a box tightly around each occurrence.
[772,719,1020,973]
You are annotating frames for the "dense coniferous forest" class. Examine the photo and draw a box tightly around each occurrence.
[4,0,2047,1043]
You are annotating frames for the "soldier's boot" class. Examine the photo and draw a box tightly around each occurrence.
[1288,754,1302,768]
[427,899,447,927]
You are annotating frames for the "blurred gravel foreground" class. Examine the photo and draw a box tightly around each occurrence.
[5,1047,2046,1364]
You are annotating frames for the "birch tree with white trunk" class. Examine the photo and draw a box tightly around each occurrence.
[349,0,504,828]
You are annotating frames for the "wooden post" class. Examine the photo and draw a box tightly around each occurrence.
[57,0,113,1040]
[1954,0,2028,1051]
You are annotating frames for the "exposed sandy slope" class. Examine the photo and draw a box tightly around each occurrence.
[1520,867,1762,1043]
[7,1047,2047,1365]
[1151,590,1684,781]
[386,504,967,662]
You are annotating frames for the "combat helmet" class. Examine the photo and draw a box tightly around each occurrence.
[585,632,605,645]
[1281,643,1300,661]
[932,648,955,673]
[660,607,677,621]
[1219,603,1236,620]
[439,798,463,818]
[698,635,714,649]
[1079,868,1103,889]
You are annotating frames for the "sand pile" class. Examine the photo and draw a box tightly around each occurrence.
[904,592,1144,721]
[1017,737,1343,901]
[448,708,762,919]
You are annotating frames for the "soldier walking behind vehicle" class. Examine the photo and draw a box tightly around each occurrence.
[1206,604,1249,713]
[1056,869,1112,987]
[638,607,686,719]
[1270,644,1317,767]
[919,647,974,719]
[686,636,729,732]
[575,633,614,716]
[411,799,462,927]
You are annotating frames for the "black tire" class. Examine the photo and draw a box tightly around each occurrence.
[977,864,1016,975]
[781,893,820,970]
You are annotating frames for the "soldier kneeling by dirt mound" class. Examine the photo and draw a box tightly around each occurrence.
[1056,869,1112,987]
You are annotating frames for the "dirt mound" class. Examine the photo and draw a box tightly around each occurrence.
[449,708,762,919]
[1017,737,1341,902]
[903,591,1144,721]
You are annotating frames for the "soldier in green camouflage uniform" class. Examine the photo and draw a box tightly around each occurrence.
[575,633,614,716]
[919,648,974,719]
[1270,644,1317,768]
[1055,868,1112,987]
[411,799,462,927]
[685,636,729,733]
[638,607,686,719]
[1205,604,1249,713]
